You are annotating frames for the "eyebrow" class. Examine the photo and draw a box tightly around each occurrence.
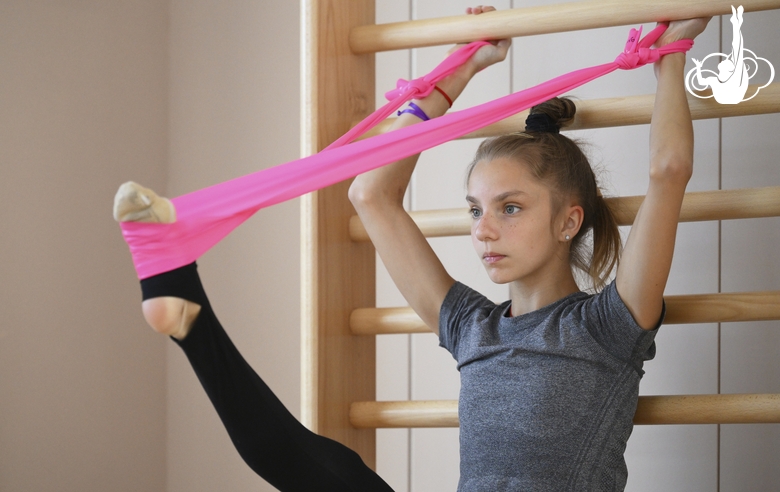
[466,190,527,204]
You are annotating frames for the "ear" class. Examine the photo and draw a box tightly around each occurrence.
[559,203,584,242]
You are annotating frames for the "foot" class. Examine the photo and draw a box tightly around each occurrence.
[115,181,194,338]
[142,296,201,340]
[113,181,176,223]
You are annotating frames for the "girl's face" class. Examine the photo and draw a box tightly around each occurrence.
[467,157,569,285]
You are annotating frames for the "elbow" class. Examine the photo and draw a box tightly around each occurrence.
[348,179,368,209]
[348,177,403,212]
[348,177,378,211]
[649,155,693,186]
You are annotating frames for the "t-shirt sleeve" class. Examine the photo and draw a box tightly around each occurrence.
[438,281,494,361]
[583,280,662,364]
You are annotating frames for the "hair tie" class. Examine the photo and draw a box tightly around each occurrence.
[397,102,430,121]
[525,112,560,134]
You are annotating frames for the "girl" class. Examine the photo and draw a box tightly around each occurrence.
[348,16,709,492]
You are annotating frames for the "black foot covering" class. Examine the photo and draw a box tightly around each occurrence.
[138,263,394,491]
[139,262,208,306]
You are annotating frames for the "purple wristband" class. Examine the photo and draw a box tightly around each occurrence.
[397,102,430,121]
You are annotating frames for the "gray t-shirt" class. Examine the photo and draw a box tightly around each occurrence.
[439,281,659,491]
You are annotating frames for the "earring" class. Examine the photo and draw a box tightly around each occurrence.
[565,235,570,241]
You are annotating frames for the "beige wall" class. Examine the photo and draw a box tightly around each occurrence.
[1,2,169,491]
[2,1,300,491]
[165,2,300,491]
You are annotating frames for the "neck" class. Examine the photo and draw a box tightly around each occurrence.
[507,264,580,317]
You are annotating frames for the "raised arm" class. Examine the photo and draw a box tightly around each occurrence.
[349,7,510,334]
[616,18,710,330]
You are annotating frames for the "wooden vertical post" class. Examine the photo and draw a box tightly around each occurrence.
[300,0,377,467]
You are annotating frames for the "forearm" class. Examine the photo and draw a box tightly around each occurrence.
[349,61,479,209]
[617,18,708,329]
[649,53,694,184]
[346,60,480,332]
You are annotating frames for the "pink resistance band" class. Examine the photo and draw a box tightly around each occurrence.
[121,24,693,279]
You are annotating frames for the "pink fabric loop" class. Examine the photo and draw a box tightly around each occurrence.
[615,47,661,69]
[614,24,695,70]
[120,27,695,279]
[324,41,490,150]
[385,77,437,100]
[384,41,491,101]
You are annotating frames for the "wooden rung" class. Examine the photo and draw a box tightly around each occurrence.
[350,394,780,428]
[351,307,427,335]
[351,291,780,335]
[634,394,780,425]
[349,186,780,242]
[350,0,780,53]
[351,400,458,428]
[357,84,780,140]
[664,291,780,324]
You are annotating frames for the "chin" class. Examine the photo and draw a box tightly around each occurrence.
[484,268,512,285]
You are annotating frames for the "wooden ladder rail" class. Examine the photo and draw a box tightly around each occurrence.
[349,0,780,53]
[352,291,780,335]
[301,0,377,468]
[350,395,780,428]
[356,84,780,140]
[350,186,780,242]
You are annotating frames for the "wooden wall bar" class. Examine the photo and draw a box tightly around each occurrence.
[350,394,780,428]
[301,0,780,478]
[351,291,780,336]
[301,0,378,468]
[349,186,780,242]
[358,83,780,139]
[350,0,780,53]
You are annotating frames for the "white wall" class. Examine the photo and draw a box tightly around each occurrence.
[374,2,779,491]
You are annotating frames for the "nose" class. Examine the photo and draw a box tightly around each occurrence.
[473,212,498,242]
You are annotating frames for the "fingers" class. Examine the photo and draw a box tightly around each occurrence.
[494,37,512,54]
[466,5,496,15]
[460,5,510,68]
[656,17,711,46]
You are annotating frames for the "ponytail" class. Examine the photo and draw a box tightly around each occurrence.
[578,194,621,291]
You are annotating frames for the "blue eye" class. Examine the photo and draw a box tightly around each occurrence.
[469,208,482,218]
[504,205,520,214]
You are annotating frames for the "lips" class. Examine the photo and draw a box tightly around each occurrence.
[482,253,506,264]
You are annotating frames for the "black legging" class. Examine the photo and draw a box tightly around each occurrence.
[140,263,394,492]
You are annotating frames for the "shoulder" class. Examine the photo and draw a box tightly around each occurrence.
[439,281,508,354]
[574,280,661,363]
[440,281,506,326]
[584,281,664,330]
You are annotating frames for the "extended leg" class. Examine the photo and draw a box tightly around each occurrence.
[141,264,393,491]
[116,183,393,491]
